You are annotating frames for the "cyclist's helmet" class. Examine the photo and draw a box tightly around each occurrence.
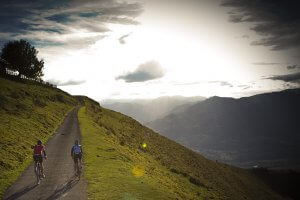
[37,140,42,145]
[75,140,79,145]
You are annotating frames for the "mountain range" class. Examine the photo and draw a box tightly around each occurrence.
[101,96,205,123]
[147,89,300,169]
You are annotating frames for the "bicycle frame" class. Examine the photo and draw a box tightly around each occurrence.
[35,161,43,184]
[74,158,81,179]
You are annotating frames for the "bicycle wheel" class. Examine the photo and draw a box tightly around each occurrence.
[74,160,78,176]
[75,159,81,179]
[36,163,41,184]
[77,163,81,179]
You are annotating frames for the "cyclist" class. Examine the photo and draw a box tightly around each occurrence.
[71,140,83,174]
[33,140,47,178]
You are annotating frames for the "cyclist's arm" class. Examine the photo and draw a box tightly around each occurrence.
[80,146,83,154]
[71,146,74,156]
[43,146,47,157]
[32,145,35,155]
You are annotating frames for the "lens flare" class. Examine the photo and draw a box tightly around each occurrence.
[142,143,147,148]
[132,165,145,177]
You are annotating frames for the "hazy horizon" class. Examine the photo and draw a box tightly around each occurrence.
[101,87,299,103]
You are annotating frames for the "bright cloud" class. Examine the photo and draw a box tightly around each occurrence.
[1,0,299,100]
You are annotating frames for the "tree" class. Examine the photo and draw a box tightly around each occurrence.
[0,58,8,75]
[0,40,44,80]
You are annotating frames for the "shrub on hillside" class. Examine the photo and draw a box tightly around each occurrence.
[9,91,20,99]
[189,177,205,187]
[55,94,65,103]
[0,94,7,109]
[16,103,28,111]
[33,99,46,107]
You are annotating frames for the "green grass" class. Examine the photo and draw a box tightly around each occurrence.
[79,97,282,200]
[79,107,178,199]
[0,77,285,199]
[0,78,77,198]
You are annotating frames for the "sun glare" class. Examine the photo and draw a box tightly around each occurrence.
[107,23,243,84]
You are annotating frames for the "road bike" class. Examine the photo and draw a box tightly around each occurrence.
[74,156,82,179]
[35,160,44,185]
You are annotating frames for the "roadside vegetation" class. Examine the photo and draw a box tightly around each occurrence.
[79,97,282,200]
[0,78,77,198]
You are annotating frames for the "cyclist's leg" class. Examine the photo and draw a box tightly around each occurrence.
[75,155,81,175]
[37,162,42,184]
[39,156,45,177]
[34,161,37,170]
[33,156,38,173]
[73,156,77,174]
[79,153,82,168]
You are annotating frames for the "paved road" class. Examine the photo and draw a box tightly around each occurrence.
[4,107,87,200]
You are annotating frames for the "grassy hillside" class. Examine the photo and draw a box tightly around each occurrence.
[79,97,282,200]
[0,78,77,198]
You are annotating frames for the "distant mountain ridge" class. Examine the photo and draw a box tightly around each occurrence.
[147,89,300,169]
[101,96,205,123]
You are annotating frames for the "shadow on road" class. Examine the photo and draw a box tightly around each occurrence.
[46,177,79,200]
[4,184,38,200]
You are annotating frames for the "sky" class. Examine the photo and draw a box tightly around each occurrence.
[0,0,300,100]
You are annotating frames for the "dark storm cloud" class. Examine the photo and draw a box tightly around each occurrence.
[0,0,143,48]
[46,13,74,23]
[221,0,300,50]
[267,72,300,83]
[116,61,164,83]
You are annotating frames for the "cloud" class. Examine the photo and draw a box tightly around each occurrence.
[209,81,233,87]
[242,86,251,90]
[237,84,251,90]
[252,62,282,66]
[173,80,233,87]
[0,0,143,49]
[174,82,202,86]
[287,65,299,70]
[241,34,250,39]
[119,32,132,44]
[111,92,121,96]
[266,72,300,84]
[47,79,86,86]
[116,60,164,83]
[221,0,300,50]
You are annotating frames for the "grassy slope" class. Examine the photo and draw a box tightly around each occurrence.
[79,97,282,200]
[0,78,77,198]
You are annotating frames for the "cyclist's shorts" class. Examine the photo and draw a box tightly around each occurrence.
[73,153,82,162]
[33,154,43,163]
